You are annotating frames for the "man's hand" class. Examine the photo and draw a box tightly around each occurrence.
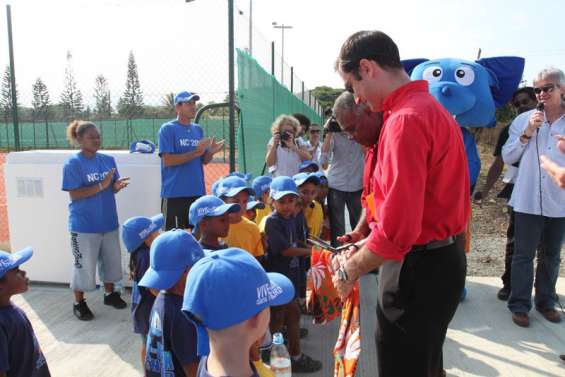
[525,110,544,137]
[208,138,225,155]
[541,155,565,189]
[195,137,213,157]
[337,231,364,244]
[332,272,355,300]
[113,177,130,193]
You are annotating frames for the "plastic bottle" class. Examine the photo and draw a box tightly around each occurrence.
[270,332,291,377]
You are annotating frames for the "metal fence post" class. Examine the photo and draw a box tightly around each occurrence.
[6,5,20,150]
[228,0,236,173]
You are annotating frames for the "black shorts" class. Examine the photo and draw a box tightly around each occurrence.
[161,196,200,230]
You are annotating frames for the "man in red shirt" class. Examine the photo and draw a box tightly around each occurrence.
[332,30,470,377]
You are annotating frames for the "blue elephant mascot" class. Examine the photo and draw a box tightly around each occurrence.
[402,56,525,300]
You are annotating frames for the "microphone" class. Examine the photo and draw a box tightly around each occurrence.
[536,102,545,134]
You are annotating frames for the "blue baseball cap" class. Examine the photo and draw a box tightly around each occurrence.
[228,171,253,182]
[139,230,204,290]
[174,91,200,105]
[189,195,241,233]
[0,247,32,279]
[246,196,266,211]
[252,176,272,198]
[129,140,156,154]
[292,172,320,187]
[216,176,254,198]
[211,178,223,197]
[122,214,164,253]
[311,171,328,185]
[270,176,299,200]
[182,248,295,356]
[299,160,319,172]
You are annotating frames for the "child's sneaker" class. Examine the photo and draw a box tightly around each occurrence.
[104,292,127,309]
[291,353,322,373]
[73,299,94,321]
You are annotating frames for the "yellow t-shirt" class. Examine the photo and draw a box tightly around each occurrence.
[304,200,324,237]
[255,205,272,227]
[223,217,264,257]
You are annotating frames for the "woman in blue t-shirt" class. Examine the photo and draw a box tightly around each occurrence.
[62,120,130,321]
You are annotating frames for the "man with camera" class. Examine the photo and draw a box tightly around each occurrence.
[320,97,365,246]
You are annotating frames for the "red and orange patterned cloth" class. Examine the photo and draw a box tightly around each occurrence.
[306,247,361,377]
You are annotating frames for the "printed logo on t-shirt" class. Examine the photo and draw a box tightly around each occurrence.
[86,170,111,183]
[145,311,175,375]
[179,138,199,147]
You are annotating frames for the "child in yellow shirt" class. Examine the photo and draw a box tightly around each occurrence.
[252,176,272,225]
[293,173,324,238]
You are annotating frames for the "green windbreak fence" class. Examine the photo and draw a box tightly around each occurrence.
[236,49,322,177]
[0,118,228,150]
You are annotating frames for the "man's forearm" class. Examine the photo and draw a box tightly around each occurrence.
[345,245,386,281]
[162,151,202,167]
[481,157,504,196]
[202,150,214,165]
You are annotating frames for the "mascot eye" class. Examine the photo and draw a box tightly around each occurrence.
[454,66,475,86]
[422,66,443,82]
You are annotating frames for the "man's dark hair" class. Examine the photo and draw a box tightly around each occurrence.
[336,30,402,79]
[512,86,536,102]
[292,113,311,132]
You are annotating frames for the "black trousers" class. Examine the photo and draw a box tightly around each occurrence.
[376,242,466,377]
[161,196,200,230]
[327,188,362,246]
[501,206,515,288]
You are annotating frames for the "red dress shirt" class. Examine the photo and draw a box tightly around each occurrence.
[366,80,470,261]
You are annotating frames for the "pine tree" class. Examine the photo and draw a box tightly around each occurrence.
[60,51,84,120]
[0,65,19,122]
[93,75,112,118]
[31,77,51,121]
[118,51,144,118]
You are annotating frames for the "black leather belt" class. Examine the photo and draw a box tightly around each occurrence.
[411,236,456,252]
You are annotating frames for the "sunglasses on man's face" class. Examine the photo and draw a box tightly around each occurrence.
[513,99,533,108]
[309,129,321,134]
[534,84,556,95]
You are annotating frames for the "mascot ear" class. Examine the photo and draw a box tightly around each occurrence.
[401,59,429,76]
[476,57,525,108]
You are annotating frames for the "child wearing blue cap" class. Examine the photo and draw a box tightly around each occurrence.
[263,177,322,373]
[251,176,273,226]
[0,247,51,377]
[189,195,241,251]
[182,248,295,377]
[293,173,324,238]
[216,177,264,259]
[122,214,163,367]
[244,197,266,223]
[139,230,205,377]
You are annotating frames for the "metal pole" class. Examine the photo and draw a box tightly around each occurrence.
[6,5,19,150]
[228,0,236,173]
[248,0,252,56]
[281,26,284,84]
[301,82,305,101]
[290,66,294,93]
[271,41,275,76]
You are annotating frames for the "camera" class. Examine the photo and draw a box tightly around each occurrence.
[326,116,342,134]
[280,131,293,142]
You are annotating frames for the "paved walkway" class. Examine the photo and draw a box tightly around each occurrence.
[12,276,565,376]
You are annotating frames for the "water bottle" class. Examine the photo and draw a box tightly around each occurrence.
[270,332,291,377]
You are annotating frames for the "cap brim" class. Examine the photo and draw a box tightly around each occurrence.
[151,214,164,230]
[9,247,33,269]
[178,94,200,103]
[247,201,265,210]
[208,203,241,216]
[138,267,183,290]
[296,176,320,187]
[224,187,254,198]
[272,191,299,201]
[266,272,295,306]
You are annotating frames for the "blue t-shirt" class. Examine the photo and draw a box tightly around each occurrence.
[264,212,305,294]
[61,152,120,233]
[196,356,259,377]
[145,292,199,377]
[131,245,155,335]
[158,120,206,198]
[0,304,50,377]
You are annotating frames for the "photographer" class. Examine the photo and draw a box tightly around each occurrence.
[320,94,365,246]
[266,114,312,177]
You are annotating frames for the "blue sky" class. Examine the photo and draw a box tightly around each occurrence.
[0,0,563,107]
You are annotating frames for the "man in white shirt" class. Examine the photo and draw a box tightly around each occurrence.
[502,67,565,328]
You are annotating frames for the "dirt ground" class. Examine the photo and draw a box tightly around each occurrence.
[468,143,565,277]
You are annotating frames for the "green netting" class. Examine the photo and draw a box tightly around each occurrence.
[0,117,227,150]
[236,49,322,177]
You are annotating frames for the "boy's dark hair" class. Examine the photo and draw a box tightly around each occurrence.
[292,113,311,132]
[336,30,403,80]
[512,86,536,102]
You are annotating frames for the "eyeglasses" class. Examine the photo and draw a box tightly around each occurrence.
[309,130,321,134]
[513,99,532,108]
[534,84,556,95]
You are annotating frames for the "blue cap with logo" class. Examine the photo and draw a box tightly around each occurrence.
[182,247,295,356]
[252,176,272,198]
[0,247,32,279]
[189,195,241,233]
[139,230,204,290]
[246,196,266,211]
[174,91,200,105]
[269,176,299,200]
[292,172,320,187]
[216,176,254,198]
[228,171,253,182]
[122,214,164,253]
[311,171,328,185]
[211,178,223,197]
[299,160,319,172]
[129,140,156,154]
